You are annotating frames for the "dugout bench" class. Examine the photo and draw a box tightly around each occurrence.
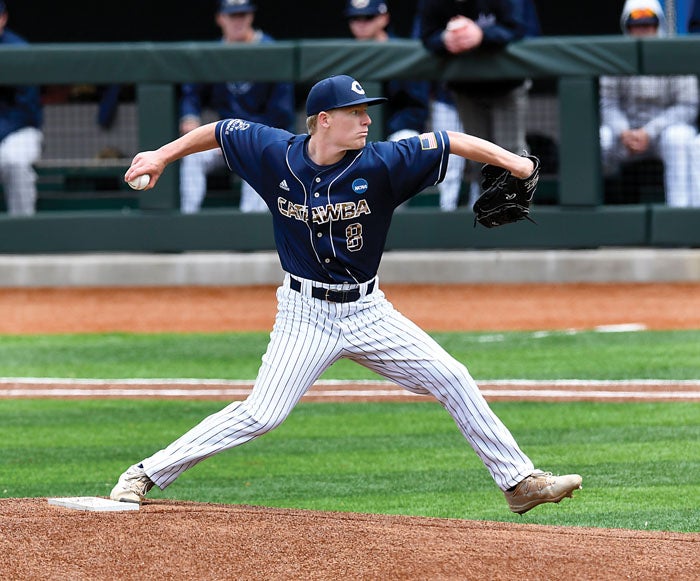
[32,158,138,212]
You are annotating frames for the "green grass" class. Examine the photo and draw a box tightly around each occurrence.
[0,399,698,532]
[1,329,698,533]
[0,329,699,379]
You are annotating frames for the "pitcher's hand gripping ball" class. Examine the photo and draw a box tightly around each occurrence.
[473,155,540,228]
[127,174,151,191]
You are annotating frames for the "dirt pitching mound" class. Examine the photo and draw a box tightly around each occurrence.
[2,499,698,580]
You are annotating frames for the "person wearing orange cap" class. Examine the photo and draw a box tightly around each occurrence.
[600,0,698,207]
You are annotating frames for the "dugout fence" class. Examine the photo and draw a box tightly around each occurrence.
[1,37,699,251]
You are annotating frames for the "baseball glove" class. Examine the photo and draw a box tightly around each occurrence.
[473,155,540,228]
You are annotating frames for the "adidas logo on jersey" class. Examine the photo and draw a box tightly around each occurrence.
[279,180,290,191]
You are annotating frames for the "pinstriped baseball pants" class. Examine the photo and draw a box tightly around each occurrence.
[430,99,466,211]
[141,276,535,491]
[0,127,42,216]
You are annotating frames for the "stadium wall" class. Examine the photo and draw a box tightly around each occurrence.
[1,249,699,287]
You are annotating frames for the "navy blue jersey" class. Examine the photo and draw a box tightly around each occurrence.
[215,119,449,283]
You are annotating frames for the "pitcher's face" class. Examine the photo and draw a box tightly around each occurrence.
[326,105,372,149]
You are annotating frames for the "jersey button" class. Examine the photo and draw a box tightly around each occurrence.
[315,177,321,183]
[316,232,323,237]
[314,192,320,198]
[324,258,330,264]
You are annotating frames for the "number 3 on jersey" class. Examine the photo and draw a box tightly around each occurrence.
[345,222,363,252]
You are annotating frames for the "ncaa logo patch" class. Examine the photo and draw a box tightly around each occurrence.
[352,178,369,194]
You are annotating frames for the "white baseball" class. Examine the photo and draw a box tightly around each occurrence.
[127,174,150,190]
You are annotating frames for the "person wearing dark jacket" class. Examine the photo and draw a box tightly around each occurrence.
[0,0,43,216]
[420,0,535,204]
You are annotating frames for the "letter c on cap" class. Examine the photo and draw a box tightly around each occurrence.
[351,81,365,95]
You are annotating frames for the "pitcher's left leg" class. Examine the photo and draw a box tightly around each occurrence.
[344,297,533,490]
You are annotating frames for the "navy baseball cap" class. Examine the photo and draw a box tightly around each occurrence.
[344,0,389,18]
[306,75,387,116]
[218,0,256,15]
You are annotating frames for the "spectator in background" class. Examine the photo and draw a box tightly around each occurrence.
[0,0,43,216]
[416,0,540,211]
[419,0,536,208]
[428,83,466,210]
[413,0,465,211]
[600,0,698,208]
[179,0,295,213]
[344,0,430,142]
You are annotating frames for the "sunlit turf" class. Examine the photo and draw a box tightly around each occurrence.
[1,400,698,533]
[0,329,699,379]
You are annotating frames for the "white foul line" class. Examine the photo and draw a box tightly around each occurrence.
[0,378,699,400]
[2,377,700,386]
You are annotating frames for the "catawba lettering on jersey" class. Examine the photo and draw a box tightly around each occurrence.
[277,197,371,223]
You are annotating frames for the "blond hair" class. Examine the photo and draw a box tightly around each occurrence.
[306,114,319,135]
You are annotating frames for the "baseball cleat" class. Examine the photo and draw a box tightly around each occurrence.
[504,470,582,515]
[110,463,154,504]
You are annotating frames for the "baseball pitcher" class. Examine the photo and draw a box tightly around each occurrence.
[111,75,581,515]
